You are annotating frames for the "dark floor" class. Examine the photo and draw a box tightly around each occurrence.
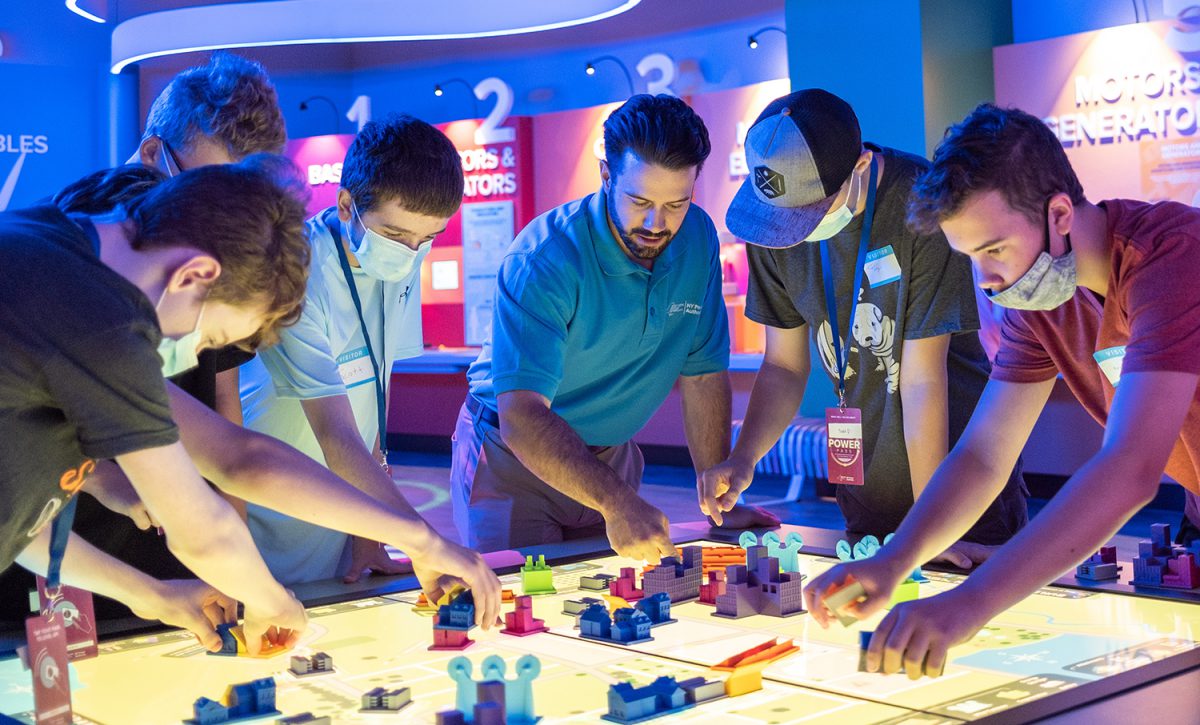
[389,451,1188,557]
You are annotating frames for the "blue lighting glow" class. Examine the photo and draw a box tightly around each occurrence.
[66,0,105,24]
[111,0,642,73]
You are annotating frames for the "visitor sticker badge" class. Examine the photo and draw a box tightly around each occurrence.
[35,577,97,662]
[337,346,376,389]
[826,407,865,486]
[864,245,901,288]
[1093,345,1127,388]
[24,613,73,725]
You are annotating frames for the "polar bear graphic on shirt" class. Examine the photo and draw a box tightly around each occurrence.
[816,320,856,384]
[852,300,900,394]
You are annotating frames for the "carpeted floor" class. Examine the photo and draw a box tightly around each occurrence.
[388,451,1187,555]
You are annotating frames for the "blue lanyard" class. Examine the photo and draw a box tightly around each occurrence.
[45,495,78,606]
[328,211,389,457]
[819,156,879,407]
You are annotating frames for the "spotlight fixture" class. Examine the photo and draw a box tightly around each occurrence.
[299,95,340,134]
[748,25,786,50]
[584,55,634,97]
[433,78,480,118]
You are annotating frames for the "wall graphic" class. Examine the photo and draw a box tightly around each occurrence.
[996,20,1200,205]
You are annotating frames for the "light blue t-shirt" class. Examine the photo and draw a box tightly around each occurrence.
[239,208,425,584]
[467,190,730,446]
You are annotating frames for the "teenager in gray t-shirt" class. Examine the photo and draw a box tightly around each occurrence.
[703,90,1027,564]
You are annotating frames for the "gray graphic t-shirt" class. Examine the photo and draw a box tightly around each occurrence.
[745,145,1027,544]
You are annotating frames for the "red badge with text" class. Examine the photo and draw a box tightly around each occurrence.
[35,577,98,661]
[826,407,865,486]
[24,614,73,725]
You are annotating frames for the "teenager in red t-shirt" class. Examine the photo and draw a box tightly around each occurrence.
[805,103,1200,678]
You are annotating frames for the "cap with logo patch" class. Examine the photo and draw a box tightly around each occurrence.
[726,89,862,248]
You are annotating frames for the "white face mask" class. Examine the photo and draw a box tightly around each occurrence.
[803,165,863,242]
[156,289,206,377]
[350,201,432,283]
[986,204,1077,311]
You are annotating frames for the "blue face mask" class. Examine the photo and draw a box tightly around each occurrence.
[803,165,864,242]
[986,200,1077,311]
[349,201,432,283]
[156,289,206,377]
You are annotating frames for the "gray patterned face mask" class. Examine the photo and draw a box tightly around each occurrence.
[986,201,1076,311]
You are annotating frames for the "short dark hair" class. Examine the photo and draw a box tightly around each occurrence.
[340,114,464,218]
[125,155,311,348]
[909,103,1086,234]
[54,165,166,216]
[603,94,711,175]
[144,51,286,159]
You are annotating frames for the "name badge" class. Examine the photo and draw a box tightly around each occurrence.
[34,578,97,662]
[336,346,376,389]
[24,613,73,725]
[864,245,901,288]
[1093,346,1127,388]
[826,407,866,485]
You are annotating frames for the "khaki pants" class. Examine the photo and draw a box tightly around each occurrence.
[449,399,643,552]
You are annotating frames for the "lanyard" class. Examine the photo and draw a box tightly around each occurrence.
[44,495,78,609]
[328,211,389,458]
[819,156,879,408]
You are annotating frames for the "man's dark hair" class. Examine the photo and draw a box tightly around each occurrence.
[126,155,312,348]
[144,51,286,159]
[603,94,711,175]
[340,113,464,218]
[909,103,1086,234]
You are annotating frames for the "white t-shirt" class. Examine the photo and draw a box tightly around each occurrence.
[239,208,425,584]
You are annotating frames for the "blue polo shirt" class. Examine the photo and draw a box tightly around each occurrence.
[467,189,730,446]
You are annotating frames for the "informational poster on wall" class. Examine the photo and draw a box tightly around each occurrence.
[995,19,1200,204]
[0,66,101,212]
[461,199,515,345]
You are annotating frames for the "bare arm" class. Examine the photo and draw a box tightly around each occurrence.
[898,334,951,500]
[497,390,675,561]
[300,394,421,519]
[697,324,809,523]
[167,383,501,627]
[879,377,1054,576]
[678,371,732,475]
[16,528,237,651]
[866,371,1195,677]
[213,367,248,520]
[114,442,305,652]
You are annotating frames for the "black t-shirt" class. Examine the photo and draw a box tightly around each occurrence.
[745,146,1027,544]
[0,205,179,572]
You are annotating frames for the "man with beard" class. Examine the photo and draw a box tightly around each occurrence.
[450,95,778,560]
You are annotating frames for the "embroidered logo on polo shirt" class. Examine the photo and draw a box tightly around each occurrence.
[668,302,702,316]
[754,166,786,199]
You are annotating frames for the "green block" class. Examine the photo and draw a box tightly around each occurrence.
[520,554,556,595]
[889,578,919,606]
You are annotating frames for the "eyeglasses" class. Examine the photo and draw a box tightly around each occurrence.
[158,137,185,177]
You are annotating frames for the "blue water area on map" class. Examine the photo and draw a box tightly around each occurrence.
[955,634,1139,679]
[0,656,84,716]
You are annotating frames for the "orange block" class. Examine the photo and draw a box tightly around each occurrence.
[723,663,764,697]
[712,638,800,671]
[702,546,747,575]
[227,625,291,658]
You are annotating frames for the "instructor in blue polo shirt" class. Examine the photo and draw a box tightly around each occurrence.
[452,95,779,560]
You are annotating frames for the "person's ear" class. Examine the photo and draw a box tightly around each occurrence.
[165,254,221,294]
[336,188,354,224]
[137,136,163,168]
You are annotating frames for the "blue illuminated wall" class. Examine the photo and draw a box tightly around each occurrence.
[0,4,111,210]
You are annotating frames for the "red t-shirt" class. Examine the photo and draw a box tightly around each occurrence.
[991,199,1200,494]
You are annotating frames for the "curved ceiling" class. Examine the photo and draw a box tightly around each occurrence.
[111,0,643,72]
[108,0,783,77]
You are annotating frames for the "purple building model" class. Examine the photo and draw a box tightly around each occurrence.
[713,546,805,619]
